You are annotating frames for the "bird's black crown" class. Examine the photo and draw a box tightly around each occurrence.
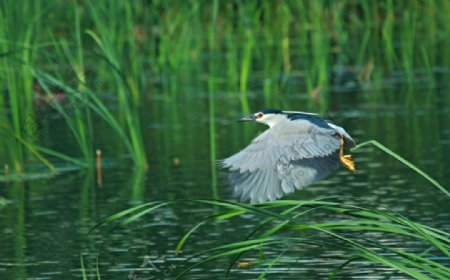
[259,109,282,114]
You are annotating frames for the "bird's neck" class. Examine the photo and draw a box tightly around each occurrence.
[265,115,289,128]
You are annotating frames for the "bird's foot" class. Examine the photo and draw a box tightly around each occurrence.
[340,154,356,172]
[339,136,356,171]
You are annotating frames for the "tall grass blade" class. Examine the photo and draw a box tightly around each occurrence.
[352,140,449,197]
[80,253,88,280]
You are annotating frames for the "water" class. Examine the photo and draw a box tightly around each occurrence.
[1,1,449,277]
[1,80,449,279]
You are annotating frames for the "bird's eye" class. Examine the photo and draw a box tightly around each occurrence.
[257,112,264,118]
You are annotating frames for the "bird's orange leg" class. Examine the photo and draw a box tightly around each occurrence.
[339,137,356,172]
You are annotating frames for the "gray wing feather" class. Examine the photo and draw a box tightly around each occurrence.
[223,119,340,173]
[279,152,340,191]
[227,152,339,204]
[221,119,342,203]
[228,169,284,204]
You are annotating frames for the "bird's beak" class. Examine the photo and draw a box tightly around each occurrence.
[238,115,257,122]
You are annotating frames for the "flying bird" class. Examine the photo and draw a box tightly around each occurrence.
[220,109,356,204]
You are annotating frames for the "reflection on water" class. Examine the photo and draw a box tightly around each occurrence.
[0,85,449,279]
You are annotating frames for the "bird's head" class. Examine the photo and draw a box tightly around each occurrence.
[239,109,286,127]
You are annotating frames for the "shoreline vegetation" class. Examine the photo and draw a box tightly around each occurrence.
[1,0,448,174]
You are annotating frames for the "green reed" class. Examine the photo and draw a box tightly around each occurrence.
[85,1,147,168]
[91,199,450,279]
[0,0,54,173]
[37,2,94,166]
[15,1,150,169]
[1,0,449,173]
[90,140,449,279]
[208,0,219,199]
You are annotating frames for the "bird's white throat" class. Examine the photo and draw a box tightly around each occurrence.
[258,114,289,128]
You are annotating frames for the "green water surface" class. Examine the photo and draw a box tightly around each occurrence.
[0,1,449,279]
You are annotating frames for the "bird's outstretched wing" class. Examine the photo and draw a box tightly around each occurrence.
[221,119,343,203]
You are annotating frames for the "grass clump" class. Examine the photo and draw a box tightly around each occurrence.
[89,140,449,279]
[1,1,449,173]
[91,198,450,279]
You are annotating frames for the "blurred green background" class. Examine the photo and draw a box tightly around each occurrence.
[0,0,449,279]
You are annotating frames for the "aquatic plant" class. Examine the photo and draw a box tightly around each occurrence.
[0,0,45,173]
[89,140,449,279]
[1,0,448,173]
